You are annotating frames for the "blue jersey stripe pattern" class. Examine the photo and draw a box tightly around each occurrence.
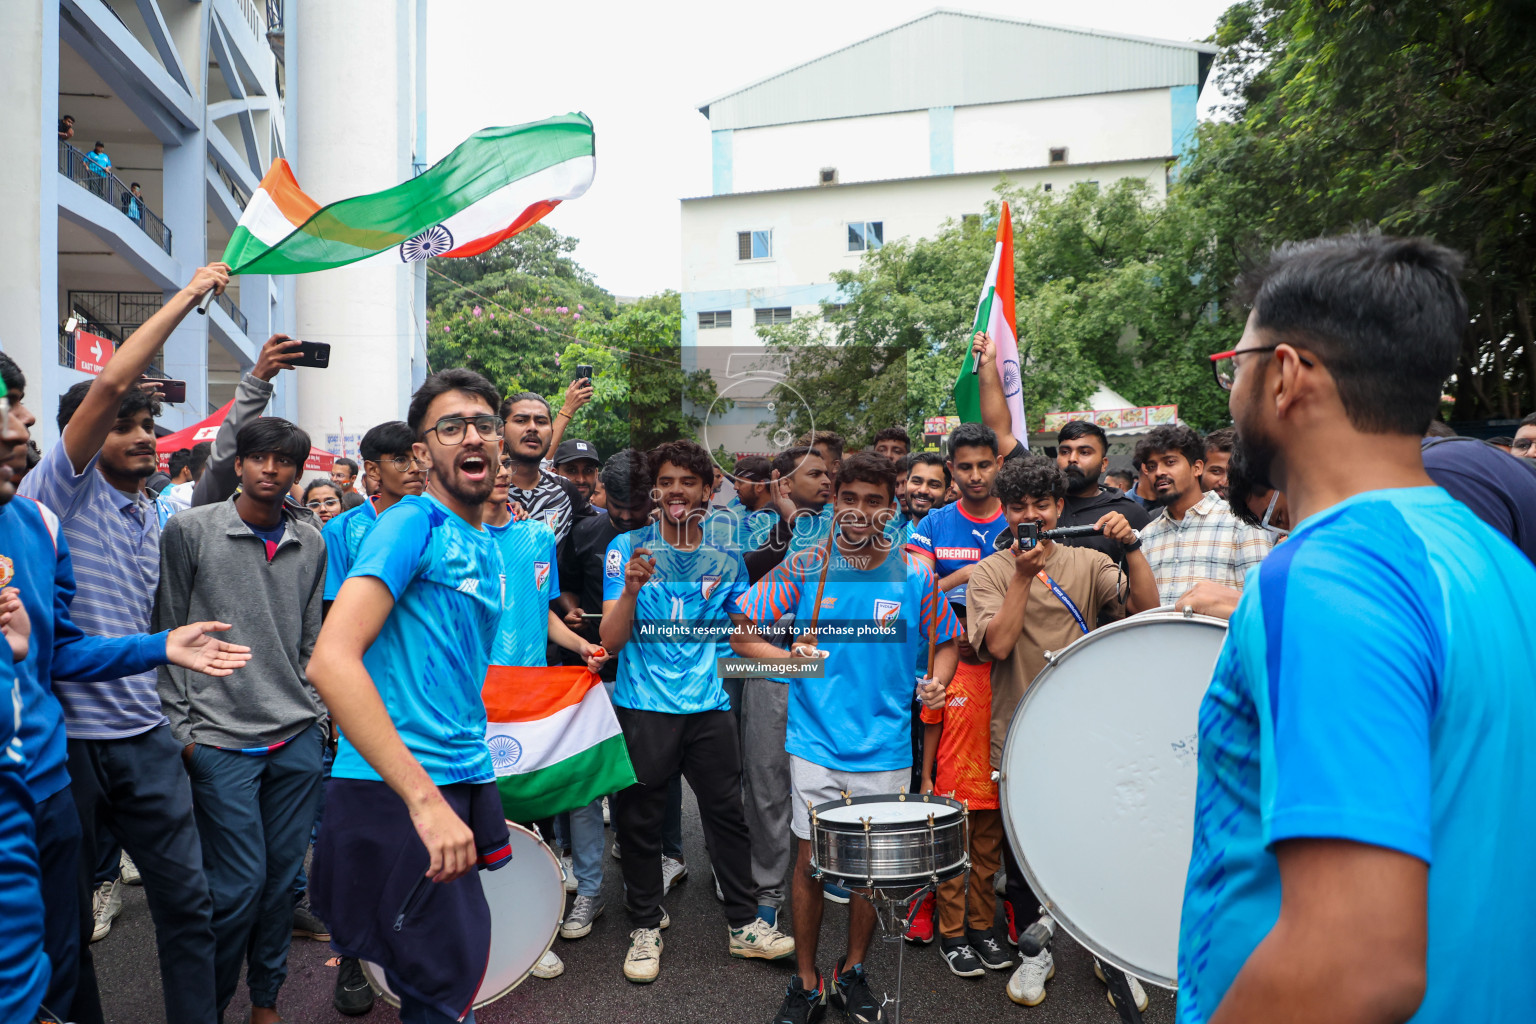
[489,518,558,667]
[331,495,505,787]
[321,497,379,601]
[1177,487,1536,1023]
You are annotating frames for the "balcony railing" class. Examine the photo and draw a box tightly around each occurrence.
[59,141,173,255]
[210,288,249,334]
[208,153,250,211]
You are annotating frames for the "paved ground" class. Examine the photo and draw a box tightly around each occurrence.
[91,787,1178,1024]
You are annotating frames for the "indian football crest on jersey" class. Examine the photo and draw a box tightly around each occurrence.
[606,548,623,579]
[542,510,561,531]
[534,561,550,590]
[0,555,12,587]
[700,573,721,600]
[872,599,902,628]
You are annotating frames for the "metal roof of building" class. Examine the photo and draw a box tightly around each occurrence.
[699,8,1216,131]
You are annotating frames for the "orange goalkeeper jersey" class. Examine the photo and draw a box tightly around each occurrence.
[921,658,998,810]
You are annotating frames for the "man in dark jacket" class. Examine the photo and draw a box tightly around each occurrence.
[1053,420,1151,562]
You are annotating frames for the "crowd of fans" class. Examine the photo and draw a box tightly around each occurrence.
[3,236,1535,1024]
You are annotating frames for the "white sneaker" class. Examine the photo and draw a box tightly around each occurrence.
[1095,960,1150,1012]
[623,927,663,983]
[530,948,564,979]
[91,879,122,942]
[1007,949,1055,1007]
[561,854,577,894]
[661,855,687,894]
[602,796,610,825]
[728,917,796,961]
[119,851,142,886]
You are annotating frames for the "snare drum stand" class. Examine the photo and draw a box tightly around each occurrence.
[865,883,931,1024]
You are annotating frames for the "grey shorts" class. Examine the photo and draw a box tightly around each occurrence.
[789,754,911,840]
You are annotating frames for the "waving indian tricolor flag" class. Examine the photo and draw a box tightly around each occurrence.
[220,112,595,276]
[952,201,1027,447]
[483,665,636,822]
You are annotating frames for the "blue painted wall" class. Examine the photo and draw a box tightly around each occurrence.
[928,106,954,175]
[711,130,733,195]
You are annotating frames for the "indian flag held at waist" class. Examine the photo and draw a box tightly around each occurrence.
[483,665,636,823]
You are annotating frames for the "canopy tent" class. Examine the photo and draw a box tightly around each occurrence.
[156,401,336,472]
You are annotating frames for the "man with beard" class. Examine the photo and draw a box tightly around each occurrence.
[1201,428,1235,500]
[21,264,258,1024]
[1053,420,1150,562]
[552,438,601,522]
[1133,425,1272,606]
[500,391,580,544]
[743,447,833,582]
[307,369,511,1024]
[601,441,794,984]
[1180,234,1536,1024]
[892,452,950,551]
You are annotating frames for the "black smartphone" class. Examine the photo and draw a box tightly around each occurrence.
[575,364,594,382]
[292,341,330,368]
[140,377,186,404]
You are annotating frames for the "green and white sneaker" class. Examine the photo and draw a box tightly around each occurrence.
[729,917,796,960]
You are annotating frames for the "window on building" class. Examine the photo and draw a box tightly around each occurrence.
[822,304,847,322]
[754,307,792,326]
[697,310,732,330]
[738,230,772,260]
[1043,183,1053,192]
[847,221,883,252]
[1049,147,1068,165]
[819,167,838,186]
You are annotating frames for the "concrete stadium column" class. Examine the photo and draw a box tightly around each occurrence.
[0,0,57,430]
[290,0,423,454]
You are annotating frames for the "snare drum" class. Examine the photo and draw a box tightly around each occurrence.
[811,793,968,889]
[999,610,1227,988]
[363,822,563,1010]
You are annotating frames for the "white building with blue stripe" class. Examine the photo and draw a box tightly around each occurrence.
[680,9,1214,456]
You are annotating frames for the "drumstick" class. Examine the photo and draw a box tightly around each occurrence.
[924,561,942,678]
[803,529,835,650]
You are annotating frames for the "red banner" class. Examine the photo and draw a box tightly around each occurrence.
[74,330,115,375]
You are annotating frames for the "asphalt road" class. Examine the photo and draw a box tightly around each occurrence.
[91,786,1178,1024]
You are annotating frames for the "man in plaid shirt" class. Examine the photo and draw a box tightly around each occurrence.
[1135,425,1273,606]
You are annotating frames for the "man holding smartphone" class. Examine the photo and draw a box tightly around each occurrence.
[194,334,312,508]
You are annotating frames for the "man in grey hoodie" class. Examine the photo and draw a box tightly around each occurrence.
[155,416,328,1024]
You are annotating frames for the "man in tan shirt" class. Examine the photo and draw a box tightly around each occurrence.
[965,454,1158,1010]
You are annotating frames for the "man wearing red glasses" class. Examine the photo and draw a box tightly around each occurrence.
[1178,234,1536,1024]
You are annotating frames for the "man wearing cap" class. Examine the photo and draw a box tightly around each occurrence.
[552,439,601,522]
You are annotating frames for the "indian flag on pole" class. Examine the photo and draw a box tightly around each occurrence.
[952,201,1027,447]
[483,665,636,822]
[220,112,595,276]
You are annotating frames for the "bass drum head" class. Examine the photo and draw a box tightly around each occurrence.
[364,821,564,1009]
[999,611,1226,989]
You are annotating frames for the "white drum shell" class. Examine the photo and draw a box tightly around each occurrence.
[999,611,1227,989]
[363,821,564,1009]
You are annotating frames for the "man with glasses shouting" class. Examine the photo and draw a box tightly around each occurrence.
[308,368,513,1024]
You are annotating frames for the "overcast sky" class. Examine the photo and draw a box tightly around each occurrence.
[426,1,1235,298]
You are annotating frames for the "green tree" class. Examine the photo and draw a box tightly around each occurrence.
[1187,0,1536,417]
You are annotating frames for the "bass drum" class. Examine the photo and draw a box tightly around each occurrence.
[999,610,1227,989]
[363,821,563,1009]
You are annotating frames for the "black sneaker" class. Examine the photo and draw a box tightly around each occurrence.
[772,974,827,1024]
[333,956,375,1016]
[939,937,985,978]
[967,929,1016,971]
[831,958,882,1023]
